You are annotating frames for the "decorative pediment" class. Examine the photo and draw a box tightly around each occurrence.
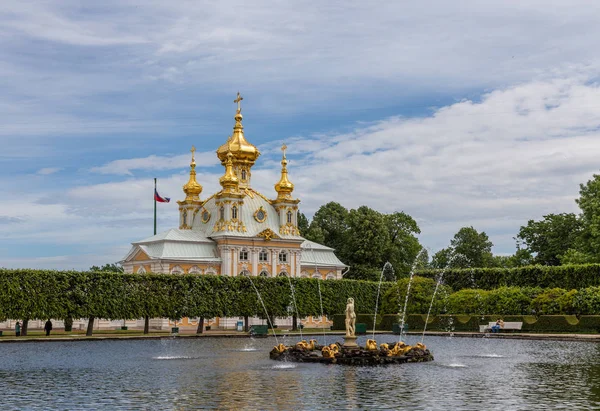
[257,228,279,241]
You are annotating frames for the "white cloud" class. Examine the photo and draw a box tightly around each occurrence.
[90,151,219,175]
[37,167,62,175]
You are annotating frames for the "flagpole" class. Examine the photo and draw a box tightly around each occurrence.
[154,177,157,235]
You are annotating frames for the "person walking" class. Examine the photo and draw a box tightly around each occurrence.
[44,319,53,336]
[15,321,21,337]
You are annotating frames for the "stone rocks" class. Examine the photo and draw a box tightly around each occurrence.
[269,342,434,366]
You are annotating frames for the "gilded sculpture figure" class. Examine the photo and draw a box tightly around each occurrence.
[345,297,356,337]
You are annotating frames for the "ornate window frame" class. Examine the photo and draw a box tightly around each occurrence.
[259,269,270,277]
[201,208,211,223]
[239,248,249,261]
[170,265,185,275]
[254,206,267,223]
[258,249,269,262]
[278,250,288,263]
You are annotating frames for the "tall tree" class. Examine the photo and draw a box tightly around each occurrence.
[343,206,389,281]
[574,174,600,262]
[89,263,124,273]
[517,213,582,266]
[309,202,349,254]
[450,226,494,268]
[383,212,422,277]
[297,212,310,236]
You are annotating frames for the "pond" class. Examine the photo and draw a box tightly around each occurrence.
[1,334,599,410]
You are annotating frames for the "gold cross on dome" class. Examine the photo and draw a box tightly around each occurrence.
[191,145,196,161]
[234,92,243,112]
[281,143,287,157]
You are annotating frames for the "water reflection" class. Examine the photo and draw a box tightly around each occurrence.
[0,336,599,410]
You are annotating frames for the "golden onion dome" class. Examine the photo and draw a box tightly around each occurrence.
[216,93,260,164]
[274,144,294,199]
[183,146,202,201]
[219,151,239,193]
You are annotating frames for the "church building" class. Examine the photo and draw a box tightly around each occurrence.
[121,94,347,329]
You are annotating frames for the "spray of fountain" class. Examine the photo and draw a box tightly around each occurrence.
[305,242,327,346]
[421,251,460,343]
[247,275,278,345]
[397,249,427,343]
[372,262,394,340]
[285,275,303,341]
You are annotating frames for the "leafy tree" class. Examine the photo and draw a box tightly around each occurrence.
[310,202,349,255]
[575,174,600,262]
[450,226,494,268]
[89,263,124,273]
[414,248,430,270]
[297,212,310,236]
[383,212,422,277]
[343,206,390,279]
[517,213,582,266]
[303,222,325,244]
[431,247,452,269]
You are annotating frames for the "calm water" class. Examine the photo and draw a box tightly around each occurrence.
[1,334,599,410]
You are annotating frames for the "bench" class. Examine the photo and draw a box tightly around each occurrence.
[249,324,269,337]
[480,321,523,333]
[355,323,367,335]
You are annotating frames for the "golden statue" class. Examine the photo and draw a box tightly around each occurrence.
[321,346,335,358]
[345,297,356,337]
[307,339,317,351]
[329,343,340,354]
[295,340,309,350]
[365,339,378,351]
[415,342,427,351]
[273,343,288,354]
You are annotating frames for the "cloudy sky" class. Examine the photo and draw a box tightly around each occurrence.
[2,1,600,270]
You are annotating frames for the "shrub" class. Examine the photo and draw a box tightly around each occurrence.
[483,287,533,315]
[447,289,490,314]
[380,276,452,316]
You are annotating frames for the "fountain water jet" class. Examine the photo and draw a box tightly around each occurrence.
[372,262,394,340]
[305,242,327,346]
[285,274,303,340]
[247,275,278,345]
[398,249,427,343]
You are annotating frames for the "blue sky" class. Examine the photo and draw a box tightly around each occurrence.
[3,1,600,269]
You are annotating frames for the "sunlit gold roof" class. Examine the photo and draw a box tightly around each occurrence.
[216,93,260,164]
[182,145,202,201]
[274,143,295,200]
[219,151,239,193]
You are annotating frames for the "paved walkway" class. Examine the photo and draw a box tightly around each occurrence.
[1,330,600,343]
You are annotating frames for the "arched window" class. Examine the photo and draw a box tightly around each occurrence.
[278,271,287,277]
[287,210,293,224]
[241,169,247,180]
[300,271,309,278]
[137,266,146,274]
[278,251,288,263]
[239,249,249,261]
[189,266,202,274]
[239,270,250,277]
[312,272,321,279]
[259,249,269,262]
[205,267,217,275]
[219,206,225,220]
[326,273,336,280]
[232,205,238,220]
[259,270,269,277]
[170,265,184,275]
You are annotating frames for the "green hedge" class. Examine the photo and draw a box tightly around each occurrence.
[0,269,393,322]
[418,264,600,290]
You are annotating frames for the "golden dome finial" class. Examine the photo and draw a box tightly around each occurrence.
[234,92,243,113]
[216,92,260,167]
[220,150,239,193]
[275,143,294,200]
[182,145,202,201]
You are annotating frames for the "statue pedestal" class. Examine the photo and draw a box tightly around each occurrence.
[343,335,359,348]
